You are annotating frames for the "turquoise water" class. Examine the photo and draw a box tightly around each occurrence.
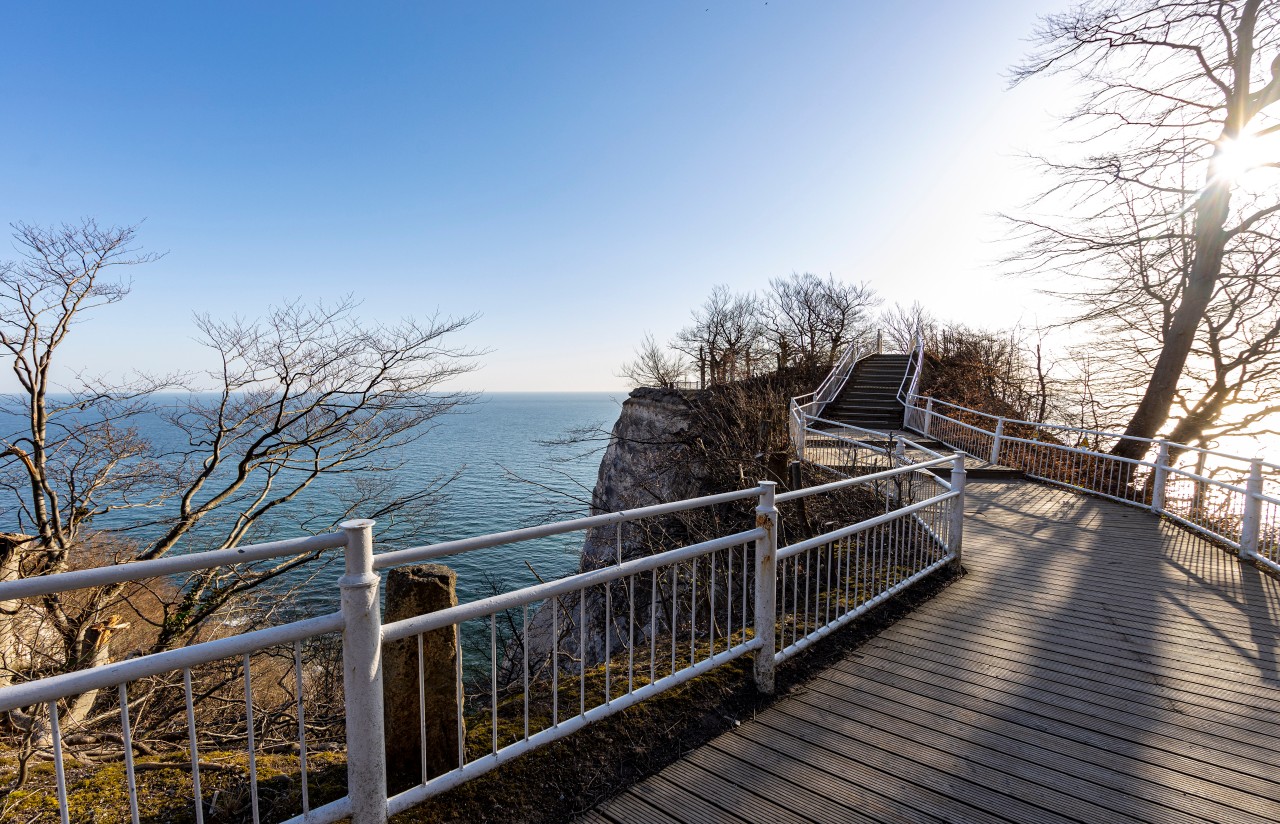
[1,392,624,613]
[387,392,622,608]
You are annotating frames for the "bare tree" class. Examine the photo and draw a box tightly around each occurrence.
[763,274,879,371]
[0,221,480,701]
[672,286,764,386]
[617,333,689,389]
[881,301,935,354]
[1010,0,1280,459]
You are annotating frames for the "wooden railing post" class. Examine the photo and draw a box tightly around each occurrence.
[1240,460,1264,560]
[1151,441,1170,514]
[339,519,388,824]
[753,481,778,695]
[949,454,966,569]
[989,418,1005,466]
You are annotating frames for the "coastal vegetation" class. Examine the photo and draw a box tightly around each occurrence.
[0,220,480,806]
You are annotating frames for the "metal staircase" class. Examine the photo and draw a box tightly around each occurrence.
[821,353,911,429]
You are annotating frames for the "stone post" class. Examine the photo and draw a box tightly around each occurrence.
[382,564,462,788]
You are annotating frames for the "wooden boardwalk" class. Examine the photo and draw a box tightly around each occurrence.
[585,480,1280,823]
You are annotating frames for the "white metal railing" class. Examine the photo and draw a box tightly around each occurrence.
[901,392,1280,575]
[789,332,886,457]
[0,459,964,824]
[773,456,963,665]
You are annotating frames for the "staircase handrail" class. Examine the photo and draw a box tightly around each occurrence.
[897,330,926,407]
[812,337,868,407]
[787,334,877,455]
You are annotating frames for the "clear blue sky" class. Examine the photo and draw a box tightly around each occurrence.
[1,1,1069,391]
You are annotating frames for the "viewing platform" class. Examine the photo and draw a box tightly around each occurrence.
[588,479,1280,823]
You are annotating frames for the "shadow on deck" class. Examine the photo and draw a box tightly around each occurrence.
[584,480,1280,823]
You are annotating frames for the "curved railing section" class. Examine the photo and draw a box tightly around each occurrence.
[901,393,1280,575]
[0,457,963,824]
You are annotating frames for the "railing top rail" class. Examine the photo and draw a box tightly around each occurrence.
[776,455,954,502]
[779,488,960,558]
[0,531,349,602]
[896,330,925,405]
[801,421,946,464]
[382,526,765,642]
[0,610,344,713]
[372,485,762,570]
[1000,433,1158,469]
[911,393,1268,468]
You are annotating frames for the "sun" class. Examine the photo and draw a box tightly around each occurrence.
[1213,132,1275,182]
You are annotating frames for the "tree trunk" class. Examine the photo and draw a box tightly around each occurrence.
[1113,181,1232,459]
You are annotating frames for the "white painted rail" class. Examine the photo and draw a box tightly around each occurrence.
[897,392,1280,575]
[0,457,961,823]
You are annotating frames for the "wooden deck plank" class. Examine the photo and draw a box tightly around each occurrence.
[928,585,1280,656]
[750,706,1111,824]
[922,597,1280,686]
[795,674,1280,822]
[839,637,1280,769]
[686,743,892,824]
[590,480,1280,823]
[887,610,1280,702]
[778,690,1250,824]
[726,720,1020,824]
[649,760,816,824]
[877,616,1280,721]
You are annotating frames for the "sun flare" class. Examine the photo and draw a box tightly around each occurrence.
[1213,132,1276,182]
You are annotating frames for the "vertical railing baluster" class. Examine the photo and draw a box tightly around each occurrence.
[244,654,260,824]
[552,600,559,726]
[605,580,613,703]
[709,551,717,658]
[523,604,530,741]
[417,634,428,786]
[802,548,811,637]
[183,668,204,824]
[727,544,734,647]
[456,626,464,769]
[690,557,699,665]
[578,588,586,717]
[119,683,141,824]
[628,574,635,693]
[670,565,678,675]
[491,614,498,754]
[293,643,309,814]
[50,701,70,824]
[650,569,658,683]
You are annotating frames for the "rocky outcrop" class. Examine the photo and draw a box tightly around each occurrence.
[578,387,703,572]
[517,388,712,675]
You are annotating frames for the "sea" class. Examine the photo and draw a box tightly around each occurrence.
[1,392,625,615]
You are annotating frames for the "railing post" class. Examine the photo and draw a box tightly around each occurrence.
[1240,460,1264,560]
[876,330,884,354]
[923,398,934,438]
[989,418,1005,466]
[1151,441,1170,513]
[949,454,966,569]
[753,481,778,695]
[792,404,806,463]
[339,519,388,824]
